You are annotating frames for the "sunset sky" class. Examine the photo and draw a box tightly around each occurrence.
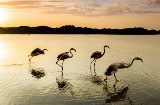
[0,0,160,30]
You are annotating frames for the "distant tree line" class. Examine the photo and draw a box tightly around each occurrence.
[0,25,159,35]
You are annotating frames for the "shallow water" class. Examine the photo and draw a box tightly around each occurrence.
[0,34,160,105]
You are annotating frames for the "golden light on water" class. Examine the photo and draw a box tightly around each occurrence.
[0,8,8,23]
[0,42,6,59]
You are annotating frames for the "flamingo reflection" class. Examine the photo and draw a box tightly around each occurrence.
[56,71,73,92]
[56,71,67,89]
[56,71,75,95]
[103,81,133,105]
[28,62,46,79]
[90,69,103,85]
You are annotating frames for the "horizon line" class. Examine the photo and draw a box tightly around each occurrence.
[0,25,159,30]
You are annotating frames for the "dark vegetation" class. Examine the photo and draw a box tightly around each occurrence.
[0,25,159,35]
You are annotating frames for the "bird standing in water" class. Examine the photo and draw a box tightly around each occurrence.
[90,45,110,71]
[28,48,48,61]
[56,48,76,71]
[104,57,143,81]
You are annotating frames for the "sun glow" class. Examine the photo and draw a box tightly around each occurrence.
[0,8,8,23]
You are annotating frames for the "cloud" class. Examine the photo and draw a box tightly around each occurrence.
[0,0,65,8]
[104,6,132,15]
[0,1,40,9]
[87,2,102,7]
[43,3,158,17]
[0,0,159,16]
[148,0,160,6]
[103,5,157,15]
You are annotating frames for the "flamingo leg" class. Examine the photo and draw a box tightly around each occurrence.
[113,68,119,81]
[56,60,62,68]
[103,81,111,95]
[29,56,33,62]
[114,73,116,79]
[114,73,119,82]
[94,60,96,71]
[104,75,107,81]
[61,71,64,79]
[94,70,97,76]
[90,59,95,70]
[113,80,118,93]
[61,60,64,71]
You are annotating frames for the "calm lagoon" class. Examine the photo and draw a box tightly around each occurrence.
[0,34,160,105]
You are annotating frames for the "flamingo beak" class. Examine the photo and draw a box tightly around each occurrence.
[105,45,110,49]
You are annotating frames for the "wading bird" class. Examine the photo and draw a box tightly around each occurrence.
[56,48,76,71]
[104,57,143,81]
[28,48,48,61]
[90,45,110,71]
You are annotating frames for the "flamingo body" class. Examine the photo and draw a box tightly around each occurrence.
[28,48,48,61]
[56,48,76,71]
[90,45,110,71]
[91,51,102,59]
[57,52,69,60]
[104,57,143,81]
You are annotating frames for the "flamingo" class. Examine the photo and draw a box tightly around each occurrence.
[28,48,48,61]
[56,48,76,71]
[104,57,143,81]
[90,45,110,71]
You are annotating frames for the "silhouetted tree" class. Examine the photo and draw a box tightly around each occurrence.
[0,25,158,35]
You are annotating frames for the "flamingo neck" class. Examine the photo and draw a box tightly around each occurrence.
[126,58,136,68]
[101,46,106,57]
[69,49,73,58]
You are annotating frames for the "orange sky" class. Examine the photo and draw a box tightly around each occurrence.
[0,0,160,30]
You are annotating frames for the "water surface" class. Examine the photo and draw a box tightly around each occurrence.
[0,34,160,105]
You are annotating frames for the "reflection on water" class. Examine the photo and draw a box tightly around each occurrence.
[30,68,46,79]
[90,69,104,85]
[2,63,24,67]
[0,42,6,60]
[103,81,133,105]
[28,62,46,79]
[0,35,160,105]
[56,71,75,95]
[56,71,67,89]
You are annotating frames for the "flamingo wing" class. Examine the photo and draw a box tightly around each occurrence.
[36,48,45,54]
[91,51,101,58]
[33,48,41,52]
[112,62,129,69]
[31,48,42,53]
[31,48,42,56]
[57,52,69,59]
[105,65,114,76]
[59,53,70,60]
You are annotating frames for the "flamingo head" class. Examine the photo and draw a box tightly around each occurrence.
[70,48,76,52]
[134,57,143,63]
[43,49,48,51]
[104,45,110,49]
